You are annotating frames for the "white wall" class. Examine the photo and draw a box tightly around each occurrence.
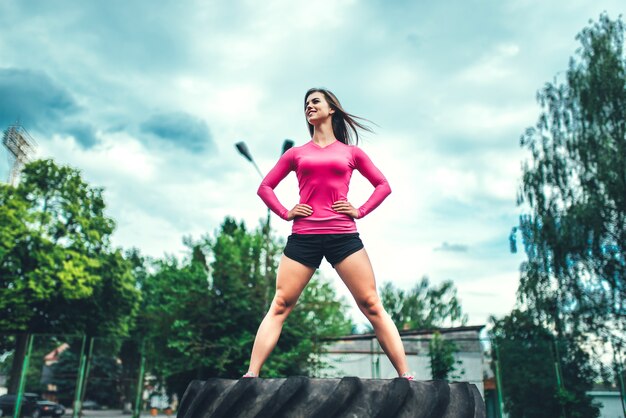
[589,391,624,418]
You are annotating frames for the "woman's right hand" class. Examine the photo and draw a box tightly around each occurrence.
[286,204,313,220]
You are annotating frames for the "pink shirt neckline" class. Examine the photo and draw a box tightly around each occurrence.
[309,139,339,149]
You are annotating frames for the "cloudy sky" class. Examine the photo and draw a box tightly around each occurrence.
[1,0,623,328]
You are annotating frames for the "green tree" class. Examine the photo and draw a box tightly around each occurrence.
[428,331,464,381]
[490,310,599,418]
[505,14,625,417]
[139,252,213,393]
[379,278,468,331]
[513,13,626,338]
[117,248,151,411]
[0,159,140,393]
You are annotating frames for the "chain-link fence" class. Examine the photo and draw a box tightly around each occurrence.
[0,334,152,418]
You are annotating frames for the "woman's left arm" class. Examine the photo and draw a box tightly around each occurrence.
[353,146,392,218]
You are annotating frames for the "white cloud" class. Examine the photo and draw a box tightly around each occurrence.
[458,43,521,83]
[41,132,158,183]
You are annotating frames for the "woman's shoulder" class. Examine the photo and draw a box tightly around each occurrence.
[346,142,366,153]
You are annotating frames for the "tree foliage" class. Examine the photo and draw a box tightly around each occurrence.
[0,159,140,335]
[0,159,140,393]
[513,13,626,337]
[428,332,464,381]
[501,14,625,416]
[490,310,599,418]
[379,277,468,331]
[51,347,122,407]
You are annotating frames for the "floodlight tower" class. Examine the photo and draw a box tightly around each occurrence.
[2,124,37,187]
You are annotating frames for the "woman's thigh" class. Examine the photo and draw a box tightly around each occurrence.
[275,254,316,305]
[333,248,378,303]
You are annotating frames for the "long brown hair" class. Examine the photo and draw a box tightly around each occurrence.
[304,88,374,145]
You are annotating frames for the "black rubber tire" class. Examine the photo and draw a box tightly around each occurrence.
[178,379,205,418]
[178,377,486,418]
[470,385,486,418]
[442,383,474,418]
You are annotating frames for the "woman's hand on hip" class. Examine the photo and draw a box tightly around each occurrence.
[332,200,359,218]
[286,204,313,221]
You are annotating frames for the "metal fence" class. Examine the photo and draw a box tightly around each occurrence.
[0,334,148,418]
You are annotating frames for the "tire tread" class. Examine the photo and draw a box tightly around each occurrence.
[178,377,486,418]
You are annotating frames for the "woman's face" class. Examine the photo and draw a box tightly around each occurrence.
[305,91,334,124]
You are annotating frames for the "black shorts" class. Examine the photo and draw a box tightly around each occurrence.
[283,233,364,269]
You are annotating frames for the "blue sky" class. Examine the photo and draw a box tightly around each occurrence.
[1,0,624,327]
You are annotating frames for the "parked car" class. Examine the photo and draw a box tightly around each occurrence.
[81,400,102,411]
[26,394,65,418]
[0,394,39,418]
[0,394,65,418]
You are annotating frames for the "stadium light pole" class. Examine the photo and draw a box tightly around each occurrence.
[235,139,294,306]
[235,139,294,179]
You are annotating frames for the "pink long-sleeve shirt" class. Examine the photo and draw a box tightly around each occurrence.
[257,140,391,234]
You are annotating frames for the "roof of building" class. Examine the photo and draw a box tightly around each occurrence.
[321,325,486,342]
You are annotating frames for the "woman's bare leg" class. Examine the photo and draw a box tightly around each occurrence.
[246,255,316,376]
[334,248,410,376]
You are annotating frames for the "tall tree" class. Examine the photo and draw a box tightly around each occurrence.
[379,278,468,331]
[0,159,139,393]
[513,13,626,337]
[503,13,624,418]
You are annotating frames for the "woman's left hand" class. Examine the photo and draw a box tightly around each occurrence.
[332,200,359,219]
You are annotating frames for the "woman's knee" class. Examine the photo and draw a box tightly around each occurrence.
[271,294,296,316]
[358,294,383,318]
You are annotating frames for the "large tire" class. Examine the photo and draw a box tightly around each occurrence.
[178,377,486,418]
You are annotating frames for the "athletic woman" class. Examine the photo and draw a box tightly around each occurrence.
[242,88,413,380]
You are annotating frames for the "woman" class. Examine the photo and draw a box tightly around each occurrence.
[243,88,413,380]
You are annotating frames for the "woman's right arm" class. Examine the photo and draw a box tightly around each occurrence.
[257,149,294,220]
